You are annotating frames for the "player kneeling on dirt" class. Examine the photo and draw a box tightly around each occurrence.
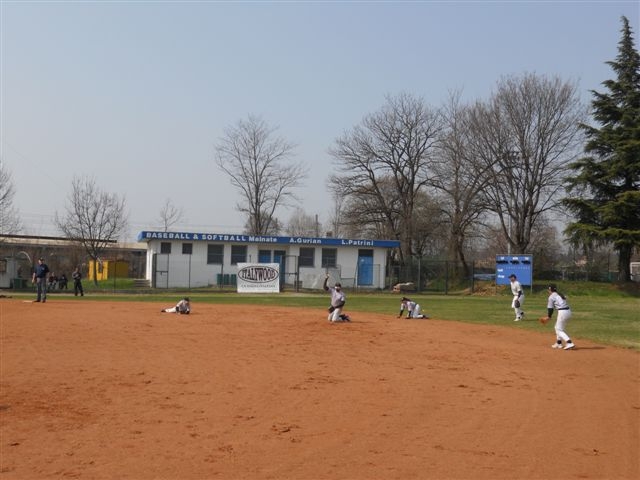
[398,297,428,319]
[161,297,191,314]
[324,274,350,322]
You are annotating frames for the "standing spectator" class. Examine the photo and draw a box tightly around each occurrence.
[72,266,84,297]
[47,272,58,291]
[509,274,525,321]
[58,273,68,290]
[32,257,50,303]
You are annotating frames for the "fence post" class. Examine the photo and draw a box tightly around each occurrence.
[445,261,449,295]
[471,261,475,293]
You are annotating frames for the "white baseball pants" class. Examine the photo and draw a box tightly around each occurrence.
[554,309,572,342]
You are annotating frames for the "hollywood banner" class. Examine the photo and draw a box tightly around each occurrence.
[236,263,280,293]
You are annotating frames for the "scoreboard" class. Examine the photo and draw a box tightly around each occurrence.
[495,254,533,286]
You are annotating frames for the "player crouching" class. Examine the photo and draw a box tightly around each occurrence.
[324,274,350,322]
[161,297,191,314]
[398,297,428,319]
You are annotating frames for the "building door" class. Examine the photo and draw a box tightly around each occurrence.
[274,250,286,286]
[357,249,374,286]
[153,253,169,289]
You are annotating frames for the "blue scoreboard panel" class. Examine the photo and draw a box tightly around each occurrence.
[495,254,533,286]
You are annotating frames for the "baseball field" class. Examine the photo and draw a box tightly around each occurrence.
[1,294,638,479]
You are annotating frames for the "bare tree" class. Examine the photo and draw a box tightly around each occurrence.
[411,190,449,257]
[55,176,128,285]
[216,115,306,235]
[431,92,493,274]
[0,161,22,234]
[468,73,584,254]
[328,92,443,263]
[482,215,564,272]
[157,198,184,232]
[325,193,346,238]
[334,175,400,240]
[286,207,320,237]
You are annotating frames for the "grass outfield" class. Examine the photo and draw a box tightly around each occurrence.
[11,282,639,350]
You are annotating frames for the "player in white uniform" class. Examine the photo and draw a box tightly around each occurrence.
[161,297,191,314]
[509,274,525,321]
[545,284,575,350]
[398,297,428,319]
[323,274,349,322]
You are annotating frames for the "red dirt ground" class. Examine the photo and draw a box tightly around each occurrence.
[0,299,638,480]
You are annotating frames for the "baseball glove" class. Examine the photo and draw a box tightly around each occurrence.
[539,316,550,325]
[328,306,336,313]
[514,299,520,308]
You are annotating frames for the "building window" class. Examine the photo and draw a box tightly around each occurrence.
[258,250,271,263]
[207,244,223,264]
[299,247,315,267]
[160,242,171,254]
[321,248,337,268]
[231,245,247,265]
[182,243,193,255]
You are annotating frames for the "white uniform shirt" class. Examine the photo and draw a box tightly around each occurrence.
[400,300,417,314]
[510,280,523,297]
[547,292,569,311]
[330,288,345,308]
[176,299,191,313]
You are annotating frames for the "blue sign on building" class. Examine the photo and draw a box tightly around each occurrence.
[495,254,533,286]
[137,231,400,249]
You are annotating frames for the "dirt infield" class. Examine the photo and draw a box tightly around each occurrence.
[1,299,638,479]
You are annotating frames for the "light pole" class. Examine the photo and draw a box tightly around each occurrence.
[504,150,519,255]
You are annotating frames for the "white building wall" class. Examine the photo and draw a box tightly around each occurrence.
[139,232,398,290]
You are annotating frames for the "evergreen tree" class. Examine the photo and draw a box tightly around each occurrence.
[563,16,640,282]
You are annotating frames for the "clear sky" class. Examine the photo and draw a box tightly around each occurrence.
[1,0,638,241]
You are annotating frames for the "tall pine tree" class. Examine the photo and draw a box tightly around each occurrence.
[563,16,640,282]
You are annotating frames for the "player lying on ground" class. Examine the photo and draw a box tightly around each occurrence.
[161,297,191,314]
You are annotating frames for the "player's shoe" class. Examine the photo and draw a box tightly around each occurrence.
[514,317,521,321]
[563,342,575,350]
[551,343,563,349]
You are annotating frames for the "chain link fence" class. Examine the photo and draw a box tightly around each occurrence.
[388,256,634,294]
[388,258,497,294]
